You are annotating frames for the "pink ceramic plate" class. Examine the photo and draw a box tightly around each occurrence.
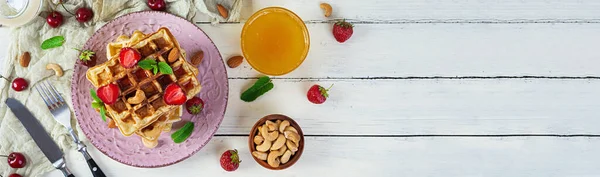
[70,11,228,168]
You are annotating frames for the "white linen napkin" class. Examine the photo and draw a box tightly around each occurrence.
[0,0,241,176]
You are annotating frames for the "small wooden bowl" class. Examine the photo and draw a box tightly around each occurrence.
[248,114,305,170]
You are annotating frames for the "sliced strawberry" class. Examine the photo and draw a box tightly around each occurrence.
[97,84,120,105]
[164,83,186,105]
[119,47,141,68]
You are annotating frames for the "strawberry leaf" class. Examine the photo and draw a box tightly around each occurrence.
[240,76,274,102]
[157,61,173,74]
[171,122,194,143]
[41,36,65,50]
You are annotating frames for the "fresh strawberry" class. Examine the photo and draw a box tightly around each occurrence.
[119,47,141,68]
[220,149,240,172]
[97,84,120,105]
[307,84,333,104]
[75,49,96,67]
[164,83,186,105]
[185,96,204,115]
[332,20,353,43]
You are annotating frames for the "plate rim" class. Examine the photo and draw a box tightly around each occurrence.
[70,11,229,168]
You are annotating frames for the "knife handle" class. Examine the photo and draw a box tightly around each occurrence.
[85,158,106,177]
[67,175,75,177]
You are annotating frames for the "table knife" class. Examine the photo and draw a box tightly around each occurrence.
[6,98,75,177]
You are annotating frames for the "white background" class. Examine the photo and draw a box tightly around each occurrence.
[1,0,600,176]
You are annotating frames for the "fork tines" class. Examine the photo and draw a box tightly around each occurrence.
[35,81,66,110]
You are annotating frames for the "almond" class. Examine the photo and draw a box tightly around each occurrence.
[217,4,228,19]
[168,48,180,63]
[108,118,117,128]
[227,56,243,68]
[19,52,30,67]
[191,50,204,66]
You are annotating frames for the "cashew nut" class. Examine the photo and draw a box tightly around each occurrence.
[262,124,279,141]
[270,134,286,151]
[320,3,332,17]
[284,126,298,134]
[286,139,298,153]
[142,138,158,148]
[46,63,63,77]
[277,144,287,156]
[252,151,267,160]
[280,150,292,164]
[267,151,281,168]
[256,138,272,152]
[254,135,264,145]
[257,126,262,136]
[279,120,290,133]
[127,90,146,104]
[266,120,278,131]
[284,130,301,144]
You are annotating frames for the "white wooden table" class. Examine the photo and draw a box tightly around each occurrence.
[2,0,600,176]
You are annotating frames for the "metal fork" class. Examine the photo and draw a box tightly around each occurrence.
[36,81,106,177]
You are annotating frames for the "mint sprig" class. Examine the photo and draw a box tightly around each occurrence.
[171,122,194,143]
[240,76,274,102]
[90,88,107,122]
[138,58,173,74]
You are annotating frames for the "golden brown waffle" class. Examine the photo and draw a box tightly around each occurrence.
[136,107,182,148]
[86,28,201,138]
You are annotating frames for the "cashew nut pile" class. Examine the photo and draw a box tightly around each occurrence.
[252,120,301,168]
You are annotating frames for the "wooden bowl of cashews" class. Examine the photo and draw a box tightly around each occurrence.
[248,114,304,170]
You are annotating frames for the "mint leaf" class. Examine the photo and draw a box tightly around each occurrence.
[91,102,103,109]
[90,89,102,103]
[241,76,274,102]
[157,62,173,74]
[152,66,158,74]
[41,36,65,50]
[138,59,157,70]
[171,122,194,143]
[100,106,107,122]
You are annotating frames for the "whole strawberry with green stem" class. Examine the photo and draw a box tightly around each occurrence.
[332,19,353,43]
[185,96,204,115]
[220,149,241,172]
[307,84,333,104]
[74,48,96,67]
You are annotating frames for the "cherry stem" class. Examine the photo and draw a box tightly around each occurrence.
[60,2,75,16]
[0,75,9,82]
[0,155,8,157]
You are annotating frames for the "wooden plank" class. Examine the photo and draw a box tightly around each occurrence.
[198,23,600,78]
[194,0,600,22]
[46,136,600,177]
[216,78,600,135]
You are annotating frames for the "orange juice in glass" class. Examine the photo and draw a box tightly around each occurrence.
[241,7,310,76]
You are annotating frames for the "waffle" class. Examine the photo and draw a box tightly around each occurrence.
[136,107,182,148]
[86,28,201,140]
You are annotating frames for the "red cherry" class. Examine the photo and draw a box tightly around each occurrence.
[11,78,28,92]
[97,84,120,105]
[147,0,166,11]
[46,11,63,28]
[119,47,141,68]
[163,83,186,105]
[1,152,27,168]
[75,7,94,23]
[9,174,22,177]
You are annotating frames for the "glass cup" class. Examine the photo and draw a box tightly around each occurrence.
[241,7,310,76]
[0,0,43,27]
